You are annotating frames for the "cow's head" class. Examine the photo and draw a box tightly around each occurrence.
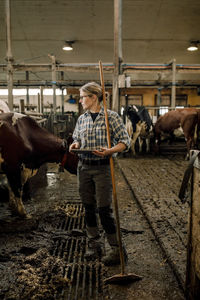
[60,135,78,175]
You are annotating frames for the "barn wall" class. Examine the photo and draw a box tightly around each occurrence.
[67,87,200,108]
[187,89,200,106]
[120,87,200,107]
[0,87,199,115]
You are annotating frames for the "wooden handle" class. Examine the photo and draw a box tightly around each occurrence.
[99,60,125,274]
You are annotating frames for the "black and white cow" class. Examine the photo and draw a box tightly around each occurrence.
[0,100,10,113]
[124,105,153,156]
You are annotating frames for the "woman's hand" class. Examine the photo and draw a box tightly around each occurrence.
[93,143,126,157]
[93,147,112,157]
[69,142,80,153]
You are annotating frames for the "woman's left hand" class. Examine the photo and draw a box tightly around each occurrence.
[93,147,112,157]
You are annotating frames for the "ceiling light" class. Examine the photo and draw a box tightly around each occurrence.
[62,41,74,51]
[187,40,199,51]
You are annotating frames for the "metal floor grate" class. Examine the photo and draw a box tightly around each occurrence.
[51,202,108,300]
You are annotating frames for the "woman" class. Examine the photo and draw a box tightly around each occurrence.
[69,82,130,265]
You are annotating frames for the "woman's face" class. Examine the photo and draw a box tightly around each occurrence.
[79,91,96,111]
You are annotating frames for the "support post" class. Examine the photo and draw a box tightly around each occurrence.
[49,54,57,116]
[61,89,65,115]
[40,86,44,114]
[20,99,25,114]
[26,71,30,109]
[157,88,162,105]
[37,92,41,113]
[171,59,176,109]
[112,0,122,113]
[61,71,64,114]
[5,0,14,111]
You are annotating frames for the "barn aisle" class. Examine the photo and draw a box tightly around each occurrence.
[0,158,186,299]
[117,156,189,287]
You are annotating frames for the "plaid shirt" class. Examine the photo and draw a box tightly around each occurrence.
[72,107,131,160]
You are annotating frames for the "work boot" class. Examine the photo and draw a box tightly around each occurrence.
[85,236,104,261]
[102,245,128,266]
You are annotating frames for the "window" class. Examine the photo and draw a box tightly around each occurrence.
[155,94,188,107]
[155,94,171,106]
[128,95,143,106]
[159,106,169,115]
[155,94,188,115]
[176,94,187,106]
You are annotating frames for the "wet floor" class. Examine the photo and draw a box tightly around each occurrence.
[0,156,187,299]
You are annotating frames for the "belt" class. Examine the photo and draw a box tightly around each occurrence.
[80,158,110,166]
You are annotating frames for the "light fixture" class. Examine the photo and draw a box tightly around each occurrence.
[62,40,74,51]
[187,40,199,51]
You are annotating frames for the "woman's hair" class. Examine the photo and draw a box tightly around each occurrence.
[80,82,103,102]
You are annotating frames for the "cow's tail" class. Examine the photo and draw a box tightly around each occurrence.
[152,123,156,141]
[194,124,197,146]
[196,110,200,147]
[192,111,200,148]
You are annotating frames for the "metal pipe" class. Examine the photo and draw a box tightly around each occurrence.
[5,0,12,60]
[5,0,13,110]
[171,59,176,108]
[0,80,199,88]
[1,63,200,71]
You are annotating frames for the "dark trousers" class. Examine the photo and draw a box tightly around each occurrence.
[78,161,118,246]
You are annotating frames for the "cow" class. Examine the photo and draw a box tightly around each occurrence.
[154,108,200,159]
[0,101,10,202]
[0,112,78,218]
[124,105,153,156]
[0,100,10,113]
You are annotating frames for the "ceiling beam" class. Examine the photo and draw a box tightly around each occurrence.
[0,63,200,73]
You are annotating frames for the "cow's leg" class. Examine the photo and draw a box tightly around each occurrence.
[193,124,198,149]
[22,181,31,202]
[154,133,161,155]
[146,137,150,153]
[185,136,194,160]
[138,137,143,153]
[6,170,27,217]
[21,166,38,200]
[138,122,148,153]
[131,133,139,156]
[130,140,136,156]
[169,132,175,145]
[131,124,141,156]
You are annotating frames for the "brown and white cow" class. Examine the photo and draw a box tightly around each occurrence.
[154,108,200,159]
[0,112,78,217]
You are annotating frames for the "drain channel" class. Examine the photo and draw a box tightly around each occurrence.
[51,202,108,300]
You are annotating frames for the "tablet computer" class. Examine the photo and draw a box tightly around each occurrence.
[71,149,95,154]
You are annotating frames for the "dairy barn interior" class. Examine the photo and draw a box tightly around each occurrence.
[0,0,200,299]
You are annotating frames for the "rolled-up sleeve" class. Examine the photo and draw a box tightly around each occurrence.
[72,117,81,144]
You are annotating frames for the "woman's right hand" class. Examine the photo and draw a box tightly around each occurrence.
[69,142,80,152]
